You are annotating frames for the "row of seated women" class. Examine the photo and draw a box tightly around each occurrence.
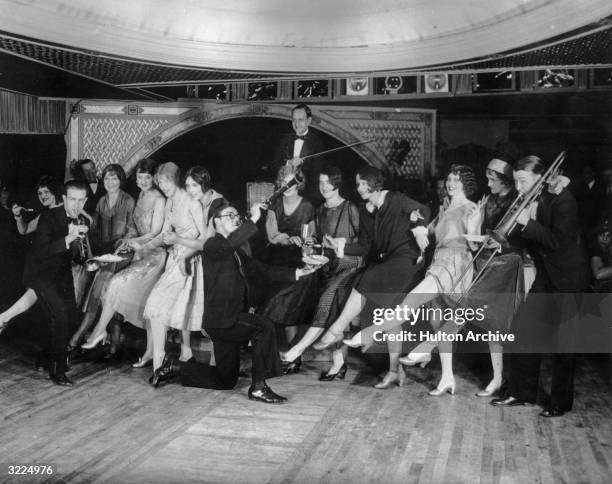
[1,157,605,399]
[1,159,366,383]
[281,158,535,396]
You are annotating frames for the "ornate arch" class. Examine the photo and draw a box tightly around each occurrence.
[65,100,435,179]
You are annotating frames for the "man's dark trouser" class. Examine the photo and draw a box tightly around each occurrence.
[507,277,580,411]
[34,274,78,374]
[180,313,282,390]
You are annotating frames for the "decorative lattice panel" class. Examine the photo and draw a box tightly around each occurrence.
[346,120,425,178]
[80,118,170,171]
[67,102,434,183]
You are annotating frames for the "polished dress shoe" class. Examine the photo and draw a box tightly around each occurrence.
[319,363,347,381]
[48,361,73,386]
[50,372,74,386]
[540,407,566,418]
[490,396,532,407]
[248,384,287,404]
[282,356,302,375]
[150,354,180,388]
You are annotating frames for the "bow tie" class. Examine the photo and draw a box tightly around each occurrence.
[295,134,306,141]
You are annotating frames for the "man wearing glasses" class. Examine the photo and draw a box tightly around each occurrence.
[153,202,317,403]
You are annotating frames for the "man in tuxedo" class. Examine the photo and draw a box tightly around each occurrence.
[270,103,326,205]
[491,156,590,417]
[153,201,317,403]
[75,159,105,215]
[23,180,89,386]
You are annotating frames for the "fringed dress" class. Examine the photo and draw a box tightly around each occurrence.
[103,190,167,328]
[143,189,204,331]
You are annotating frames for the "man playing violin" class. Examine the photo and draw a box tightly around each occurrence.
[270,103,326,205]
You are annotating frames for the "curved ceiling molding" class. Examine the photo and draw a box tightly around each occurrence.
[0,0,611,73]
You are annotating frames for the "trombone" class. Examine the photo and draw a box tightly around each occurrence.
[450,151,566,302]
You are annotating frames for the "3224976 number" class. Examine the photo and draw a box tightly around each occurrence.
[7,465,54,475]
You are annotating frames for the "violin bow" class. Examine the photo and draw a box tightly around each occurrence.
[300,138,378,161]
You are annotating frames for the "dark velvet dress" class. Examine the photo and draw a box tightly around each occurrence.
[311,200,362,328]
[462,189,526,333]
[260,198,317,326]
[326,192,428,331]
[351,191,429,309]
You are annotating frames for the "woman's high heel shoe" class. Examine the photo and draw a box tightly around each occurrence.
[319,363,347,381]
[476,381,502,397]
[132,356,153,368]
[282,356,302,375]
[429,380,456,396]
[312,330,344,351]
[399,353,432,368]
[374,367,406,389]
[81,331,107,350]
[342,334,373,353]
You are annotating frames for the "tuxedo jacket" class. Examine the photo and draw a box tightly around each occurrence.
[520,188,590,292]
[201,220,295,330]
[272,130,326,204]
[23,206,80,290]
[84,180,106,216]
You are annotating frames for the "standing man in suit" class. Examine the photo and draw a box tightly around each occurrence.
[22,180,90,386]
[74,159,105,215]
[153,201,318,403]
[271,103,326,205]
[491,155,590,417]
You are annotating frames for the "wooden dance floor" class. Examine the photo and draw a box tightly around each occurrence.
[1,340,611,484]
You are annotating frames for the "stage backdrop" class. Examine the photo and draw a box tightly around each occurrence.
[64,100,435,179]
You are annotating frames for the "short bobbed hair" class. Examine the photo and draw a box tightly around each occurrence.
[320,165,343,191]
[135,158,158,176]
[155,162,182,186]
[36,175,62,201]
[356,166,384,192]
[101,164,127,186]
[448,164,478,198]
[185,166,212,192]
